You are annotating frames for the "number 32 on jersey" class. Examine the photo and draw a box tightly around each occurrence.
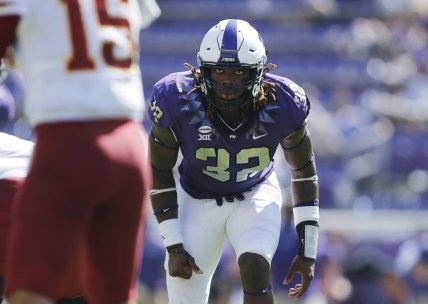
[196,147,270,182]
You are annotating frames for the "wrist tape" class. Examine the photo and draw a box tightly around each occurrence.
[296,220,319,260]
[158,218,183,248]
[293,200,319,225]
[293,200,319,260]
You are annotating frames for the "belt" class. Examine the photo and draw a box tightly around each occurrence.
[215,192,245,206]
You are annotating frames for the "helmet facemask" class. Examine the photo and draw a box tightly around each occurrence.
[200,64,263,111]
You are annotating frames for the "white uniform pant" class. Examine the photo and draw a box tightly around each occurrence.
[166,172,282,304]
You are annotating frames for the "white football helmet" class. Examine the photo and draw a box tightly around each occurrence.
[197,19,267,111]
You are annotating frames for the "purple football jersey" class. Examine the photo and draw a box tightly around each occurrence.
[148,71,310,199]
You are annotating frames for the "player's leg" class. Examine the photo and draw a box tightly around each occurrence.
[5,205,82,304]
[0,178,24,299]
[5,122,110,304]
[165,190,230,304]
[84,197,145,304]
[82,121,148,304]
[238,253,273,304]
[56,249,87,304]
[226,173,282,304]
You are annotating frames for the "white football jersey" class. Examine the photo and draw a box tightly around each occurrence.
[0,0,145,126]
[0,132,33,179]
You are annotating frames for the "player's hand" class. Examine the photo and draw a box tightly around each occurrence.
[283,255,315,298]
[167,245,203,279]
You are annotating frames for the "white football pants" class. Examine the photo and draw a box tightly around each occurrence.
[166,172,282,304]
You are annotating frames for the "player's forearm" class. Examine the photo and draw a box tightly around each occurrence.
[290,162,318,203]
[148,128,184,248]
[148,126,180,223]
[290,161,319,227]
[150,170,178,223]
[283,127,320,260]
[291,175,319,260]
[149,170,184,248]
[283,126,319,201]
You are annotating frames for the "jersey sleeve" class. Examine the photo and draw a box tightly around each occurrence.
[288,82,310,129]
[138,0,161,29]
[276,77,311,139]
[147,74,175,129]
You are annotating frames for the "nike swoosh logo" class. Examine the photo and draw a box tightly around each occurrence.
[252,133,268,140]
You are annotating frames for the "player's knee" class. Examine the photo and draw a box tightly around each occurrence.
[238,252,270,282]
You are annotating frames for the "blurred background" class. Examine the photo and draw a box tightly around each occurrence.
[1,0,428,303]
[138,1,428,302]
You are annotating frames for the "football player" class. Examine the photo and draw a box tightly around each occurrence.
[0,1,152,303]
[0,95,88,304]
[148,19,320,303]
[0,132,32,302]
[0,132,90,304]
